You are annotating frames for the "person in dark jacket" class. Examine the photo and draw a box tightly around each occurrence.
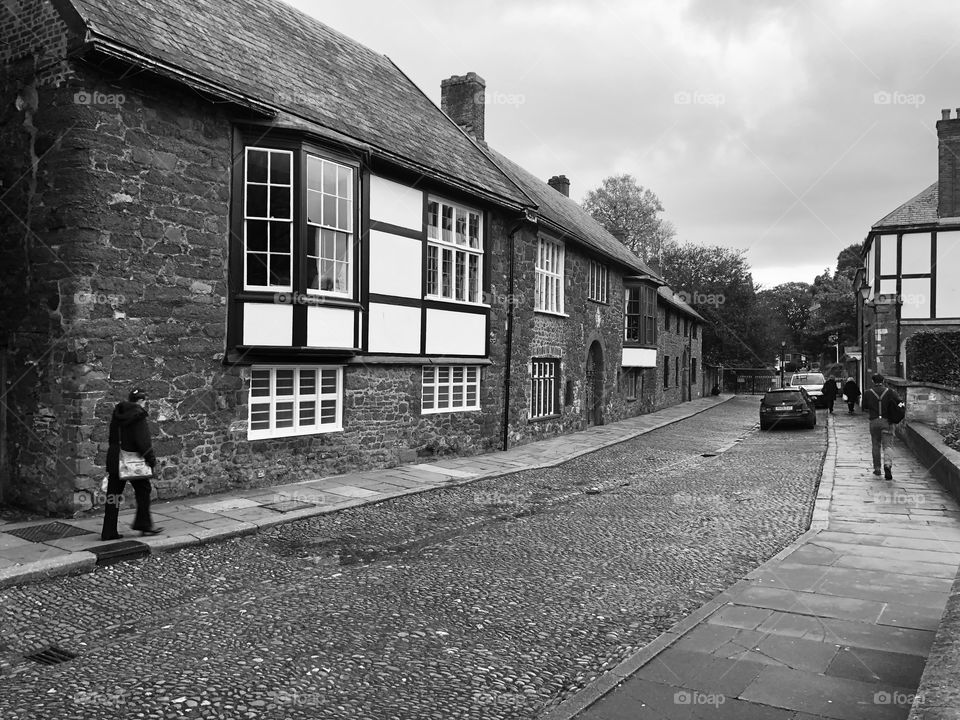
[843,377,861,414]
[100,388,162,540]
[821,377,839,413]
[861,373,903,480]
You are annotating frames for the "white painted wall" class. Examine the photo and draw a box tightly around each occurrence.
[425,309,485,356]
[368,303,421,354]
[369,230,422,299]
[370,174,423,231]
[901,277,931,319]
[306,306,355,348]
[242,303,292,346]
[621,347,657,367]
[938,231,960,317]
[879,234,897,275]
[902,232,931,274]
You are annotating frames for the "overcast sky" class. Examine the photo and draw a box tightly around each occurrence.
[287,0,960,289]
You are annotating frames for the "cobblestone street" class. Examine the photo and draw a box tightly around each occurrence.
[0,397,826,719]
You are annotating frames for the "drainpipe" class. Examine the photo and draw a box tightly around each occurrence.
[501,217,525,451]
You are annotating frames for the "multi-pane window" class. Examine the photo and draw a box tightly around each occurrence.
[530,358,560,418]
[248,366,342,438]
[244,148,293,290]
[306,156,353,295]
[243,146,356,296]
[588,260,608,303]
[535,237,564,313]
[426,198,482,303]
[624,368,641,400]
[624,286,657,345]
[422,366,481,413]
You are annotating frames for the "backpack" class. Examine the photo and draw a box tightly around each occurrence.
[870,388,905,424]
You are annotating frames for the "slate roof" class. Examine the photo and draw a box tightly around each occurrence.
[872,182,938,229]
[61,0,528,208]
[657,286,705,322]
[484,147,661,277]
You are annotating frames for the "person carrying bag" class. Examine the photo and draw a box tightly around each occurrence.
[100,388,163,540]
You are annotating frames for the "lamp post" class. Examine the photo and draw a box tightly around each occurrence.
[780,340,786,388]
[829,333,839,364]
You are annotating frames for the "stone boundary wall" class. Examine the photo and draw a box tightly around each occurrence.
[886,377,960,428]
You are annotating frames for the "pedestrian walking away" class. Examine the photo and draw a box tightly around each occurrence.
[861,373,904,480]
[100,388,164,540]
[821,376,839,413]
[843,376,861,414]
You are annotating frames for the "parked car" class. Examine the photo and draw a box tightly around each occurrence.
[759,388,817,430]
[789,372,827,408]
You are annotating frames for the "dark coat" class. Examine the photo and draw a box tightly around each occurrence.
[843,379,861,401]
[861,383,902,420]
[106,401,157,477]
[821,379,839,399]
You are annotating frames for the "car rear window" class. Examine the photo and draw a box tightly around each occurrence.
[791,374,825,385]
[764,391,803,404]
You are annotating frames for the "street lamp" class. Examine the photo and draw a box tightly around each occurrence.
[780,340,786,388]
[829,333,839,364]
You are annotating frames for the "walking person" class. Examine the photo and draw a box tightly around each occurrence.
[843,376,861,414]
[861,373,903,480]
[821,376,839,413]
[100,388,163,540]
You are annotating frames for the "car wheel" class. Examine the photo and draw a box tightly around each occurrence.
[808,414,816,428]
[760,419,771,431]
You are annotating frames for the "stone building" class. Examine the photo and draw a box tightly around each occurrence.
[0,0,703,515]
[856,108,960,381]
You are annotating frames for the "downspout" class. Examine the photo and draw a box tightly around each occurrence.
[501,217,525,451]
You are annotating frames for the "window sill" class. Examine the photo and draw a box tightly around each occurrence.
[421,407,481,416]
[528,413,562,423]
[534,309,569,318]
[424,295,489,309]
[587,298,609,305]
[248,425,343,440]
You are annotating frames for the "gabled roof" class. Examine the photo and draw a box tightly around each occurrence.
[483,147,661,277]
[657,286,705,322]
[59,0,529,209]
[871,182,938,229]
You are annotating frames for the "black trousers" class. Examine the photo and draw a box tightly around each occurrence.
[101,474,154,537]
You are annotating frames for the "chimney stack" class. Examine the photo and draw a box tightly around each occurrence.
[937,108,960,217]
[441,73,485,142]
[547,175,570,197]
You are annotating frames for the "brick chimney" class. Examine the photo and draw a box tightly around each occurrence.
[441,73,485,141]
[937,108,960,217]
[547,175,570,197]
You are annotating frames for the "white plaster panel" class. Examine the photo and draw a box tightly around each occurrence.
[306,305,355,348]
[369,230,422,299]
[901,232,931,275]
[621,347,657,367]
[370,174,423,231]
[242,303,292,346]
[901,277,931,319]
[937,232,960,318]
[367,303,421,354]
[425,308,486,356]
[879,234,897,275]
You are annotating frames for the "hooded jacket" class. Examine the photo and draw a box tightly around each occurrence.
[106,401,157,476]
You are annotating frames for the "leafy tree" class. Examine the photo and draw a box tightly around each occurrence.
[835,242,862,283]
[582,174,676,266]
[756,282,813,352]
[807,268,856,361]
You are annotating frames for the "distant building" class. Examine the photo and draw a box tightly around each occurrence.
[856,109,960,381]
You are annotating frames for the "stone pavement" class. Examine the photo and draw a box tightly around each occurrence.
[0,395,732,589]
[547,409,960,720]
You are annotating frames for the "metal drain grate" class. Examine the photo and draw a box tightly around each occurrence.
[5,522,93,543]
[262,500,317,513]
[24,646,77,665]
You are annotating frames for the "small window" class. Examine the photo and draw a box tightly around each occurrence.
[624,368,641,400]
[675,356,680,387]
[663,355,670,389]
[535,237,565,314]
[691,358,698,383]
[692,323,698,339]
[588,260,608,303]
[531,358,560,418]
[426,198,482,303]
[422,366,481,413]
[249,366,342,438]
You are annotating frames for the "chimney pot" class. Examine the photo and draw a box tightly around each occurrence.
[441,73,486,142]
[547,174,570,197]
[942,109,951,121]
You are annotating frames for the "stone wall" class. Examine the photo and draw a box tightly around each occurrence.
[886,377,960,428]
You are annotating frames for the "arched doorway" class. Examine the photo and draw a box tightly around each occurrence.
[585,341,604,426]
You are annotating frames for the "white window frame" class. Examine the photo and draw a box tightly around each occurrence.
[305,154,354,298]
[535,237,565,314]
[248,366,343,439]
[426,197,483,304]
[421,366,481,414]
[530,358,560,419]
[588,260,608,303]
[243,147,294,292]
